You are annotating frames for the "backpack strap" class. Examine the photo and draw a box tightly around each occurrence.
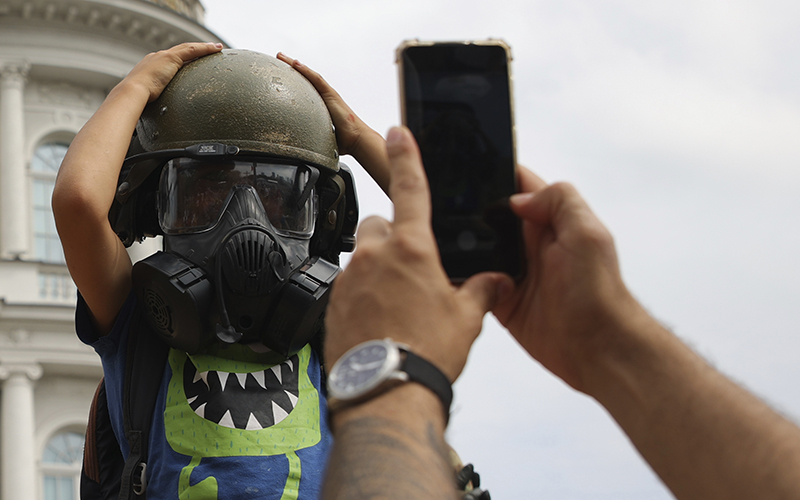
[84,379,104,483]
[81,378,123,500]
[118,303,170,500]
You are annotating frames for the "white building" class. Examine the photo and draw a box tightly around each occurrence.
[0,1,223,498]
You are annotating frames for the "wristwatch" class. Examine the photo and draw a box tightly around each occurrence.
[327,338,453,422]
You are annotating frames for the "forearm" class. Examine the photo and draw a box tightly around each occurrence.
[349,127,390,195]
[324,384,456,500]
[586,308,800,500]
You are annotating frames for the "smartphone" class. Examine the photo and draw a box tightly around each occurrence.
[397,39,525,282]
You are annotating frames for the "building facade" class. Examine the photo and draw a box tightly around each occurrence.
[0,1,223,498]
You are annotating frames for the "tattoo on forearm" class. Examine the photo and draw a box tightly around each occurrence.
[427,421,453,468]
[323,416,456,500]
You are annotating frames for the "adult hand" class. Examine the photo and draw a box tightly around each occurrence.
[495,171,800,500]
[276,53,390,192]
[324,127,506,381]
[492,169,650,392]
[126,42,223,103]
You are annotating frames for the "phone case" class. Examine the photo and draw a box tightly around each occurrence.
[396,39,516,160]
[394,39,524,282]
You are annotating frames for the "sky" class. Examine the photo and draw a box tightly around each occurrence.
[200,1,800,498]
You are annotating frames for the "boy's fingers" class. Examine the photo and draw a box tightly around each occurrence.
[172,42,223,62]
[276,52,333,92]
[276,52,294,65]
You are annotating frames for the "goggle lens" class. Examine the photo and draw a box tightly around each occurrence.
[159,158,317,237]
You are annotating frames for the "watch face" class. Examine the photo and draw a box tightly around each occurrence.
[328,339,400,400]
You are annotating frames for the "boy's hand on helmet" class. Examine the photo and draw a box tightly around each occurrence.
[324,127,506,382]
[277,53,391,192]
[276,53,367,156]
[126,42,223,103]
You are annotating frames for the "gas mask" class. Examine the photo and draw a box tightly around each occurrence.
[107,49,359,357]
[116,143,356,357]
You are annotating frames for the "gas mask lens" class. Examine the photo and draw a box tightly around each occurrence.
[159,157,317,237]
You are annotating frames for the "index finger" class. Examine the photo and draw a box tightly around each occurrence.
[385,127,431,228]
[170,42,224,63]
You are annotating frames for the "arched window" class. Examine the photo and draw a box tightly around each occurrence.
[31,142,69,264]
[41,431,84,500]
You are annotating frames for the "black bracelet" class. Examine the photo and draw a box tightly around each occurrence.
[401,348,453,424]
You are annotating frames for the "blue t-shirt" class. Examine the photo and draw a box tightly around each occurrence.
[77,292,332,499]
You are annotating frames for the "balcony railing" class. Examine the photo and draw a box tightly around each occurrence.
[0,260,77,306]
[38,271,77,303]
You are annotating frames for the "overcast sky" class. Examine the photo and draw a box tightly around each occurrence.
[201,1,800,498]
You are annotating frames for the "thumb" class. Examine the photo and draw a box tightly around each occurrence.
[386,126,430,227]
[457,272,510,318]
[511,182,587,230]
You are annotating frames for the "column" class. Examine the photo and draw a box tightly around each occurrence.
[0,62,31,259]
[0,363,42,500]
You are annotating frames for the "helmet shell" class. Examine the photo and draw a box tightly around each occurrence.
[137,49,339,172]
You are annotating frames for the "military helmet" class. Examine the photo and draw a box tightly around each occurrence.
[137,49,339,172]
[110,49,357,255]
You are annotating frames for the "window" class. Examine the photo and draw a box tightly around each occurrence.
[41,431,84,500]
[31,142,69,264]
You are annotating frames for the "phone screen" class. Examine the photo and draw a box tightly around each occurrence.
[400,42,524,281]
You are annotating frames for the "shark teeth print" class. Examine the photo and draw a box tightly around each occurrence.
[183,354,300,430]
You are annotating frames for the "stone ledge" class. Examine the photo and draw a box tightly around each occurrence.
[0,0,225,50]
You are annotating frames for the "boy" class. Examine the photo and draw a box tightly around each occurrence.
[53,42,389,499]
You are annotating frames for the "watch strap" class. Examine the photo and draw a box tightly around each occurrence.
[401,349,453,424]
